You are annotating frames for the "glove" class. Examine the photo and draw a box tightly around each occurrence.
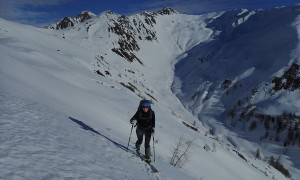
[151,128,155,134]
[130,119,137,125]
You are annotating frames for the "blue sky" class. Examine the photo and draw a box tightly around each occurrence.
[0,0,299,27]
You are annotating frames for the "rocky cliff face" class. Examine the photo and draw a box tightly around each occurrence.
[272,63,300,92]
[107,11,158,64]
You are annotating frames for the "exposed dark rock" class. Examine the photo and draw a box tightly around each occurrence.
[46,11,95,30]
[233,150,248,162]
[222,79,232,89]
[141,12,156,26]
[112,48,143,65]
[105,71,111,76]
[272,63,300,92]
[108,13,157,64]
[157,7,177,15]
[182,121,198,132]
[95,70,104,76]
[78,11,93,22]
[56,17,74,29]
[120,82,136,92]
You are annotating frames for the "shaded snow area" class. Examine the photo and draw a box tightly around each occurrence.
[172,5,300,179]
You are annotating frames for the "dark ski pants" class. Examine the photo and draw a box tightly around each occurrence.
[135,127,152,149]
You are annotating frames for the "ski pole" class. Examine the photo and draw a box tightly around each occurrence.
[152,133,155,162]
[127,124,134,151]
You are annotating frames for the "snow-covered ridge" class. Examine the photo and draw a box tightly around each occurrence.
[232,9,256,27]
[44,7,177,30]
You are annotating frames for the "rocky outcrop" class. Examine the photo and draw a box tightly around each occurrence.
[156,7,177,15]
[56,17,75,29]
[107,11,158,64]
[45,11,96,30]
[272,63,300,92]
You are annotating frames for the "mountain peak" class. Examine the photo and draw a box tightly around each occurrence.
[156,7,177,15]
[103,10,120,16]
[45,10,96,30]
[79,10,96,20]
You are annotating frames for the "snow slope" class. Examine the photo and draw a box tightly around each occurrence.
[0,6,298,180]
[0,91,193,179]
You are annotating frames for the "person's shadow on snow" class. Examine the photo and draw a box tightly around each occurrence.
[69,117,137,155]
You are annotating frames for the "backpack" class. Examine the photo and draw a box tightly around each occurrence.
[137,100,154,129]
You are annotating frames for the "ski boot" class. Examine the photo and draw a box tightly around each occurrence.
[144,148,151,163]
[144,156,151,163]
[135,144,141,154]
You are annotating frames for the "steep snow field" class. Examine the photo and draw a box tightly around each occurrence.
[0,91,194,179]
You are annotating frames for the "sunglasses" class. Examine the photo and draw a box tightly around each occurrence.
[142,106,149,109]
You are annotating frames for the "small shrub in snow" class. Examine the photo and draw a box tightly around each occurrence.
[169,137,193,168]
[255,148,261,160]
[268,156,291,178]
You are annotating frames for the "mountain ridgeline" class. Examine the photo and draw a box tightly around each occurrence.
[45,8,176,65]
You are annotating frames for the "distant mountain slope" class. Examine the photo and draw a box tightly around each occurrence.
[173,5,300,176]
